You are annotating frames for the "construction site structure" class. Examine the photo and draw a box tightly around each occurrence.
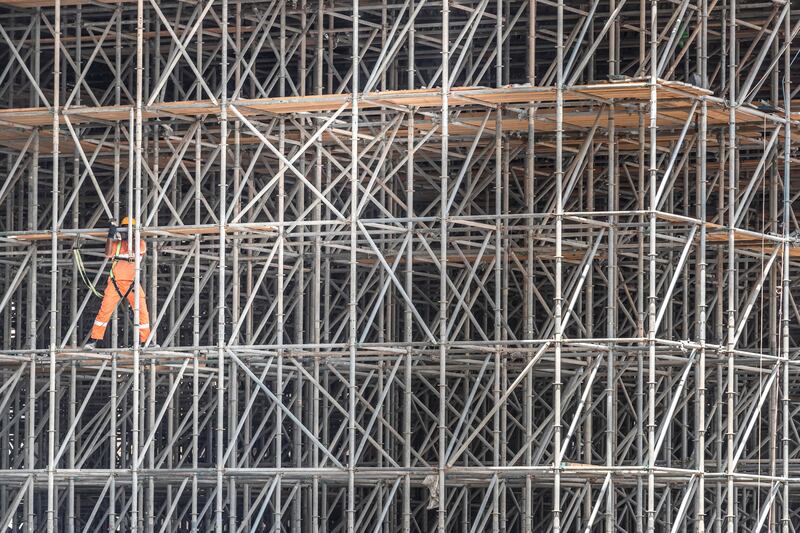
[0,0,799,531]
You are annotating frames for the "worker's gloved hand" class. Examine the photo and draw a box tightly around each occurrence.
[107,224,119,240]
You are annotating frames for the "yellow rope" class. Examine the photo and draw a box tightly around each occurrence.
[72,249,104,298]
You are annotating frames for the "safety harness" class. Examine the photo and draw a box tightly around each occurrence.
[109,240,135,301]
[73,229,146,344]
[73,237,138,306]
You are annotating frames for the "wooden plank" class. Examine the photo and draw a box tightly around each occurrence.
[0,80,714,128]
[0,0,132,7]
[355,250,599,266]
[656,214,800,257]
[3,223,277,242]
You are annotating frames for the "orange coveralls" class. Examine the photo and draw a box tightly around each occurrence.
[89,238,151,343]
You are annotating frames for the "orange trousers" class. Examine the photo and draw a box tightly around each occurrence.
[90,279,151,343]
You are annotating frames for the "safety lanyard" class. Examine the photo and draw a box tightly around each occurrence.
[72,249,104,298]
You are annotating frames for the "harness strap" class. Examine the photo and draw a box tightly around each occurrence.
[111,241,123,275]
[110,276,134,301]
[109,239,137,303]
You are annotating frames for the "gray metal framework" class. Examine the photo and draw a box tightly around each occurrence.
[0,0,798,531]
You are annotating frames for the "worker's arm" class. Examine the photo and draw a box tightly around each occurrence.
[104,224,120,258]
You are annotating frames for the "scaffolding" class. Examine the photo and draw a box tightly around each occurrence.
[0,0,798,530]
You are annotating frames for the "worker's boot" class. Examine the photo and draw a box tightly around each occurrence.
[84,340,98,350]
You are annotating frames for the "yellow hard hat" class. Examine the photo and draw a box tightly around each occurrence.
[121,217,136,226]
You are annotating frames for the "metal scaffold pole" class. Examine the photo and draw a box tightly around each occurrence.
[0,0,797,531]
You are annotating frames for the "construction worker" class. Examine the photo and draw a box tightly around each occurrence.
[84,217,153,349]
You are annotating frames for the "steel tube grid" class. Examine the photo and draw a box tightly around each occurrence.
[0,0,798,531]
